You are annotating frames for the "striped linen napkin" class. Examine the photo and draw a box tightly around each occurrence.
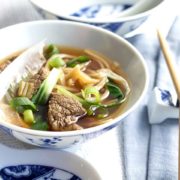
[122,17,179,180]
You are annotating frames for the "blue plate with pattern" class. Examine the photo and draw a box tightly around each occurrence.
[0,144,101,180]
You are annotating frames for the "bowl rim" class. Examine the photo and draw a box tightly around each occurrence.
[0,20,149,137]
[30,0,166,23]
[0,144,102,180]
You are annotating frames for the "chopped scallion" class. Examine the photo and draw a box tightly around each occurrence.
[45,44,59,59]
[48,55,65,68]
[23,109,35,124]
[82,86,100,104]
[66,56,89,67]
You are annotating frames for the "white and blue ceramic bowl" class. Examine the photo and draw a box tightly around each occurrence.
[0,21,148,148]
[30,0,166,36]
[0,144,101,179]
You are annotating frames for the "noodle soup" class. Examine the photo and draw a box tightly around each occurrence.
[0,44,130,131]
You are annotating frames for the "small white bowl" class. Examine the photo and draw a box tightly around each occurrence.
[30,0,166,36]
[0,20,148,148]
[0,144,101,179]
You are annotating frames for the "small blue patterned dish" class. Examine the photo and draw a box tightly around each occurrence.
[0,144,101,180]
[30,0,166,36]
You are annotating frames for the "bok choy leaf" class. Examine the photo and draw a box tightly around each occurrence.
[10,97,37,113]
[31,115,48,130]
[106,81,124,100]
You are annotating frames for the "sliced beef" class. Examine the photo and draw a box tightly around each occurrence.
[48,93,86,131]
[29,67,49,94]
[17,67,49,99]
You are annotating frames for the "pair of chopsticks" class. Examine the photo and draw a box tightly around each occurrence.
[157,29,180,180]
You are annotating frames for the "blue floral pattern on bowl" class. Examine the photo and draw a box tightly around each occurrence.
[0,165,81,179]
[56,15,147,34]
[71,3,132,19]
[27,137,63,147]
[88,22,123,33]
[0,125,13,135]
[158,88,177,106]
[11,130,83,148]
[67,3,146,33]
[33,3,149,35]
[0,123,119,148]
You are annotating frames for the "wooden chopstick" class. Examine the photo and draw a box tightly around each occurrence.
[157,29,180,180]
[157,29,180,97]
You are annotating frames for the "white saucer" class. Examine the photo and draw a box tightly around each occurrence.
[0,144,101,179]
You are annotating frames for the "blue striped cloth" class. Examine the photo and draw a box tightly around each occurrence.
[122,17,179,180]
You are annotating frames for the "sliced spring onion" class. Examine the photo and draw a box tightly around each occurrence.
[32,68,60,105]
[82,86,100,104]
[10,97,37,113]
[97,107,109,119]
[45,44,59,59]
[97,113,108,119]
[31,116,48,130]
[18,81,34,98]
[55,85,88,106]
[23,109,35,124]
[106,81,124,100]
[87,105,98,116]
[48,55,65,68]
[66,56,89,67]
[87,105,109,118]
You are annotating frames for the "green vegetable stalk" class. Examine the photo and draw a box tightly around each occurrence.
[10,97,37,113]
[82,86,100,104]
[45,44,60,59]
[66,56,89,67]
[48,55,65,68]
[55,85,87,106]
[23,109,35,124]
[32,68,60,105]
